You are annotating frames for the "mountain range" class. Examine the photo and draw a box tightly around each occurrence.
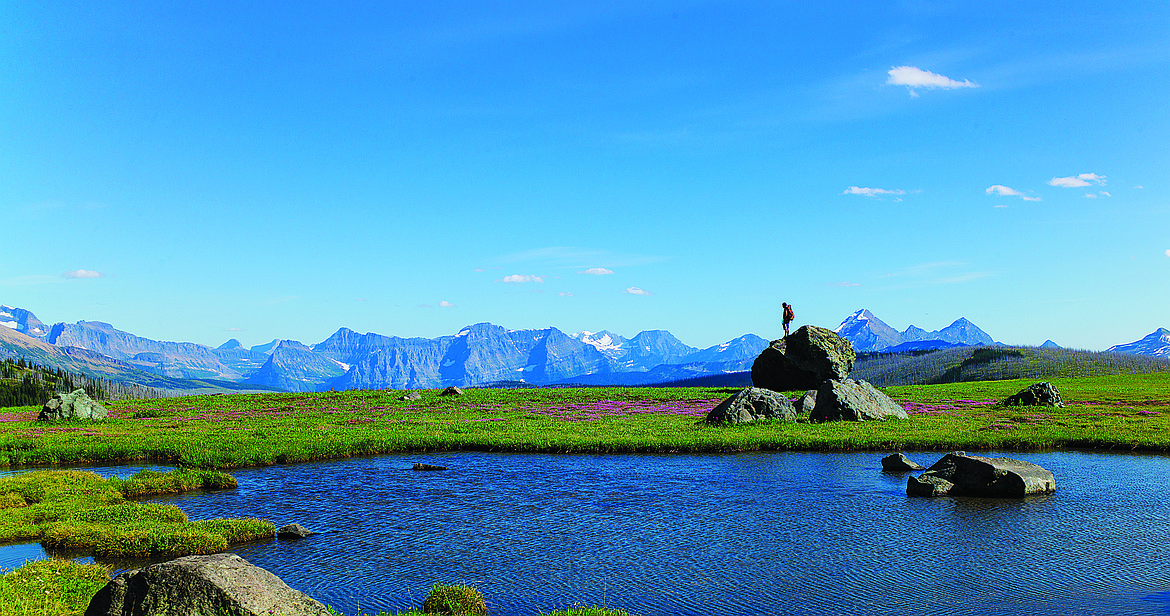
[2,302,1167,394]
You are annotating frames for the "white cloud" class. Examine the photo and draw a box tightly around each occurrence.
[228,327,245,332]
[831,281,861,287]
[842,186,906,198]
[1100,191,1111,197]
[578,267,614,275]
[1084,193,1098,199]
[985,185,1041,201]
[1135,185,1144,189]
[63,269,106,279]
[887,66,978,92]
[993,204,1009,209]
[624,287,652,296]
[439,300,455,308]
[498,274,544,283]
[1048,173,1106,188]
[558,291,573,297]
[1165,249,1170,258]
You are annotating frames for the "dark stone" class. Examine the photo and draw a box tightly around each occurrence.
[750,325,855,392]
[907,451,1056,497]
[398,391,422,401]
[413,463,448,471]
[1001,382,1064,407]
[39,389,108,421]
[810,379,908,422]
[439,386,464,396]
[277,523,314,538]
[881,453,925,472]
[794,390,817,414]
[705,387,797,425]
[85,553,331,616]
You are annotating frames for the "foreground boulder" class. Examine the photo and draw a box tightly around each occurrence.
[705,387,797,425]
[1001,382,1064,407]
[907,452,1056,497]
[751,326,855,392]
[86,553,331,616]
[39,389,108,421]
[398,391,422,401]
[439,386,464,396]
[810,379,908,422]
[881,453,925,472]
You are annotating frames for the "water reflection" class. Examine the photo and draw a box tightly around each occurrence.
[3,451,1170,615]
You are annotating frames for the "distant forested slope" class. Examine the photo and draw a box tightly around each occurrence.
[0,357,163,407]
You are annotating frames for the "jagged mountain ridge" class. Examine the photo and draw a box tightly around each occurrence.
[1106,328,1170,358]
[834,309,996,352]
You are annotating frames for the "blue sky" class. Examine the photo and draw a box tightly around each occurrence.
[2,1,1167,352]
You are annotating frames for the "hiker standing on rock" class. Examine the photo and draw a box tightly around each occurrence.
[782,302,795,337]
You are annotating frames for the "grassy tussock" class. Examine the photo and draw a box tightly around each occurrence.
[0,469,272,558]
[0,559,109,616]
[421,583,487,614]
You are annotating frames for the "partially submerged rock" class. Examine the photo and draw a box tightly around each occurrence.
[751,325,856,393]
[413,463,449,471]
[705,387,797,425]
[881,453,925,472]
[907,452,1056,497]
[439,386,464,397]
[1001,382,1064,408]
[810,379,908,422]
[277,523,314,539]
[86,553,331,616]
[39,389,108,421]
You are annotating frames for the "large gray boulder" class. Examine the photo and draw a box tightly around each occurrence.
[810,379,908,422]
[907,452,1056,497]
[751,325,855,392]
[706,387,798,425]
[86,553,331,616]
[1001,382,1064,407]
[794,390,817,414]
[39,389,108,421]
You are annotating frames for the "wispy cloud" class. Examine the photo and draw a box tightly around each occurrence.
[624,287,652,296]
[558,291,573,297]
[985,185,1041,201]
[228,327,245,332]
[439,300,455,308]
[842,187,903,199]
[887,66,978,96]
[498,274,544,283]
[1049,173,1106,188]
[578,267,614,275]
[1165,249,1170,258]
[830,281,861,287]
[62,269,106,279]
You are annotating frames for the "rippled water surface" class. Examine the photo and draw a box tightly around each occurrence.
[8,451,1170,615]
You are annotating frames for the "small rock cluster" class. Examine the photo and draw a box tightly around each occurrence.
[883,451,1057,498]
[707,325,905,424]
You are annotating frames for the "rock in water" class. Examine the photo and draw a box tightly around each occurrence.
[750,325,855,392]
[439,386,464,396]
[1001,382,1064,407]
[413,463,449,471]
[39,389,108,421]
[85,553,331,616]
[907,452,1056,497]
[705,387,798,425]
[810,379,908,422]
[881,453,925,472]
[277,523,314,538]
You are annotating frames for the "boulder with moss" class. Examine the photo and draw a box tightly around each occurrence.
[39,389,108,421]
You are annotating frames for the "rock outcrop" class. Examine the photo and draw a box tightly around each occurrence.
[398,391,422,401]
[907,452,1056,497]
[85,553,331,616]
[1001,382,1064,407]
[705,387,798,425]
[439,386,464,396]
[751,325,855,392]
[809,379,908,422]
[881,453,925,472]
[39,389,108,421]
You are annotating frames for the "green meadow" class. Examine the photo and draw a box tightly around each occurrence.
[1,374,1169,470]
[1,373,1169,615]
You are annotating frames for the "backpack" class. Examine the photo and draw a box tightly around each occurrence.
[784,305,794,321]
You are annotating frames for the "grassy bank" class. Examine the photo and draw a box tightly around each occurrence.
[0,374,1168,469]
